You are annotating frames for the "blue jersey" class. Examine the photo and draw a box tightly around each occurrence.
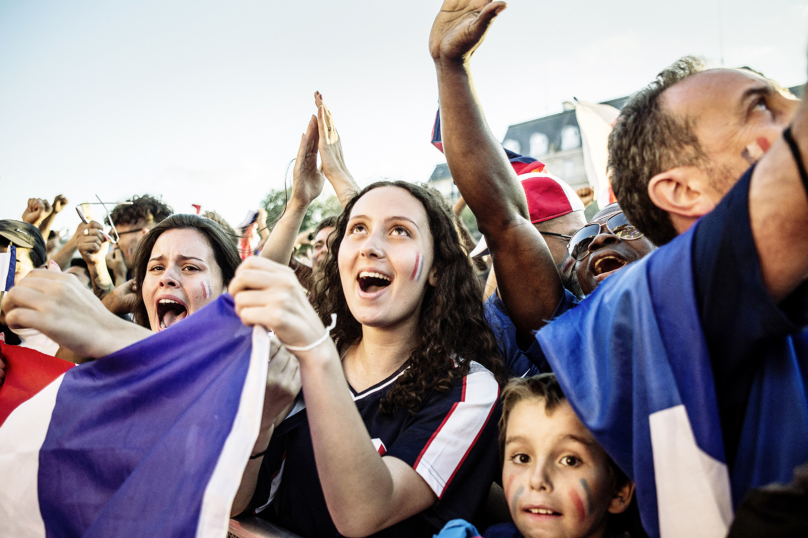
[250,361,501,537]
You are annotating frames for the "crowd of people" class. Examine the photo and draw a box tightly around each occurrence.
[1,1,807,537]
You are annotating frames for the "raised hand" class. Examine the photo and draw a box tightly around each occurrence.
[429,0,507,63]
[78,221,110,266]
[51,194,68,214]
[22,198,52,226]
[314,92,353,180]
[291,116,326,206]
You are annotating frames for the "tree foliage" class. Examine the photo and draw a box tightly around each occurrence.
[261,188,342,234]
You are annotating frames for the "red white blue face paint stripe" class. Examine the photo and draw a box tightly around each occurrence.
[201,280,212,300]
[741,137,772,164]
[410,252,424,281]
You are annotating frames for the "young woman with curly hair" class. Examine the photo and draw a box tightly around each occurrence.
[229,180,505,537]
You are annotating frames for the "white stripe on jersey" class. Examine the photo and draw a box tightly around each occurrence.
[412,361,499,498]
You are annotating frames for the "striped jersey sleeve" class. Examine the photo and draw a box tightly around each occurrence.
[385,361,501,522]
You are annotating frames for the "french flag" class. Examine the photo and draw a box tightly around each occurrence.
[537,224,808,537]
[431,108,547,176]
[0,245,15,293]
[0,295,269,537]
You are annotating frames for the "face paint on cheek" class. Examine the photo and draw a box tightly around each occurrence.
[580,478,595,515]
[504,473,516,501]
[569,490,586,522]
[510,485,525,517]
[200,280,211,300]
[410,252,424,281]
[741,137,771,164]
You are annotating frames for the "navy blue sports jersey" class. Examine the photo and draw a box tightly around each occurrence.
[251,361,501,537]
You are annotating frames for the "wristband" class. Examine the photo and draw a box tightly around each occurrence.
[782,126,808,195]
[249,449,268,460]
[284,314,338,352]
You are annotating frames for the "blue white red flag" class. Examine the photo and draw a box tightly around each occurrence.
[0,245,15,293]
[0,294,269,537]
[431,108,547,176]
[537,226,808,538]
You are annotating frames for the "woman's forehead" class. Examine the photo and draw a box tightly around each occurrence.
[350,186,429,226]
[151,228,214,259]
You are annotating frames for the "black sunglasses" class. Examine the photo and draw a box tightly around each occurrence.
[546,211,644,261]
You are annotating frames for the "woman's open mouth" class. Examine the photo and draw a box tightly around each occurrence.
[156,298,188,330]
[357,271,391,294]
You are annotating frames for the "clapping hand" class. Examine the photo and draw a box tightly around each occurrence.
[429,0,507,63]
[314,92,353,184]
[291,116,326,207]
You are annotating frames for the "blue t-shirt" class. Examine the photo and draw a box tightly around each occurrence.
[484,289,579,378]
[251,361,501,537]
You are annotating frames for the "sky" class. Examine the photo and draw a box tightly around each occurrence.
[1,0,806,235]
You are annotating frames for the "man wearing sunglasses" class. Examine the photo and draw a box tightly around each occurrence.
[431,1,808,531]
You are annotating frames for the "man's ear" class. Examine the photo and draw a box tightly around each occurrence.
[647,166,716,220]
[607,480,635,515]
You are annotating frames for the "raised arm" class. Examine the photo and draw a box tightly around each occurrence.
[38,194,68,240]
[314,92,360,208]
[50,222,84,270]
[260,116,326,265]
[78,221,115,299]
[750,95,808,302]
[429,0,563,333]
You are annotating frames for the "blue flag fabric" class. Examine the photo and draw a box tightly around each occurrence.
[537,226,808,538]
[0,244,15,292]
[0,294,269,537]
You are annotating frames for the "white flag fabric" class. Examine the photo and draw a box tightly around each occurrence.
[574,100,620,209]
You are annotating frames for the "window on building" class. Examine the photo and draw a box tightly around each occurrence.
[560,126,581,151]
[529,133,550,157]
[503,139,521,154]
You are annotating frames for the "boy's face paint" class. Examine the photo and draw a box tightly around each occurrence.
[501,399,627,538]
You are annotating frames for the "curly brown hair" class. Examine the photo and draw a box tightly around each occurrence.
[311,181,505,414]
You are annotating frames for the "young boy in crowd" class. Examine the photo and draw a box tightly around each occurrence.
[438,374,638,538]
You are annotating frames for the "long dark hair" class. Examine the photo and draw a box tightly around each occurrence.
[311,181,505,414]
[131,214,241,328]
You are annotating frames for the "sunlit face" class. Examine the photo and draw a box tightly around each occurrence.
[311,226,335,273]
[503,399,630,538]
[116,220,150,267]
[0,244,35,282]
[338,187,437,330]
[661,68,800,199]
[142,228,224,332]
[560,204,655,297]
